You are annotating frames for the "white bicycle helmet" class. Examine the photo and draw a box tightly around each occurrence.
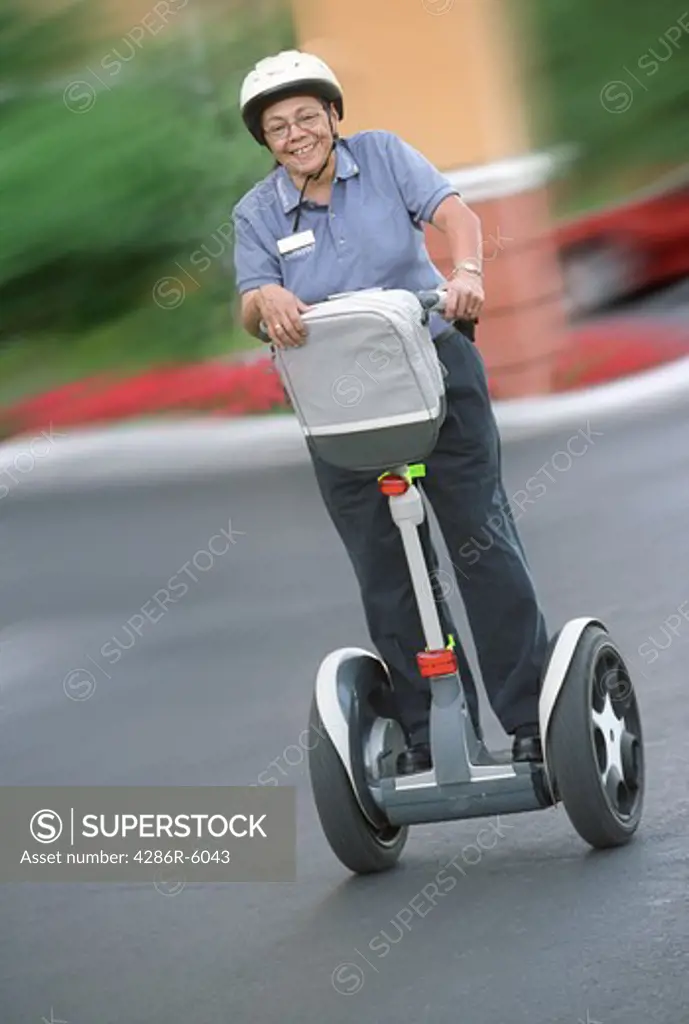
[240,50,344,145]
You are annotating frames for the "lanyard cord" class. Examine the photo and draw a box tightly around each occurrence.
[292,175,311,234]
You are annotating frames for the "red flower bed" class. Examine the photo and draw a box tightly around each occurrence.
[0,357,290,439]
[551,320,689,392]
[2,319,689,441]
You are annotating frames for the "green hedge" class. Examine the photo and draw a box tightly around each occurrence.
[0,0,292,380]
[524,0,689,204]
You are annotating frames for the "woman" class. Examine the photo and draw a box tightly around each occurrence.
[232,50,549,772]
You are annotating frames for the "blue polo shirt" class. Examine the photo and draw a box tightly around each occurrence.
[231,129,460,338]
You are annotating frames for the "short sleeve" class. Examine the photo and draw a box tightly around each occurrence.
[383,131,460,225]
[232,208,282,294]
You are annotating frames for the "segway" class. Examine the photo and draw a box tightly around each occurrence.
[266,286,645,875]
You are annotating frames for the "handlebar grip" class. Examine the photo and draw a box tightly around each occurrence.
[416,289,446,312]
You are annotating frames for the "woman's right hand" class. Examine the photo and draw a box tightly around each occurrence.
[257,284,312,347]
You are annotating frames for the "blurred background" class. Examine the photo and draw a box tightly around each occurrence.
[0,0,688,426]
[2,6,689,1023]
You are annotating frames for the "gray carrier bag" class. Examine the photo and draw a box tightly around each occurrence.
[272,288,447,472]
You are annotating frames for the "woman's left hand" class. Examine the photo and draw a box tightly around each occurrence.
[442,270,485,321]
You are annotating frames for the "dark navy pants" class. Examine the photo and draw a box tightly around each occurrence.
[308,326,549,744]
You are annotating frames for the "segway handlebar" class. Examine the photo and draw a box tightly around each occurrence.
[414,289,447,314]
[256,287,448,343]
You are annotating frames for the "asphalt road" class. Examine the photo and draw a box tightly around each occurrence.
[1,399,688,1024]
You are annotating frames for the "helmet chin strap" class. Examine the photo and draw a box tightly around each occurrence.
[292,105,338,233]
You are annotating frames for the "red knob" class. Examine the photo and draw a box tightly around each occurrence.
[416,649,458,678]
[378,475,409,496]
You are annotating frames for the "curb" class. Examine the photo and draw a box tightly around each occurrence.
[3,353,689,496]
[491,351,689,441]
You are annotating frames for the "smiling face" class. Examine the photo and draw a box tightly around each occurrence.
[261,94,337,179]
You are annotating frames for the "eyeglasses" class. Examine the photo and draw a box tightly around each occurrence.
[263,110,323,143]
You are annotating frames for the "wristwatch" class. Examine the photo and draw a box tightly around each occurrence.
[451,258,483,278]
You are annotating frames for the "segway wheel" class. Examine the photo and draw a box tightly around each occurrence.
[307,695,408,874]
[548,624,644,848]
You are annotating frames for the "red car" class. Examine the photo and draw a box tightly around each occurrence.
[555,166,689,317]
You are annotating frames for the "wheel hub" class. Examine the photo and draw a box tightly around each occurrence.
[591,691,626,783]
[591,648,643,818]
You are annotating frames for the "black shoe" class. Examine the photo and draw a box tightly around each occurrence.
[396,743,432,775]
[512,734,543,763]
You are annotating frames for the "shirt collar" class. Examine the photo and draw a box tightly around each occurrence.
[275,140,359,214]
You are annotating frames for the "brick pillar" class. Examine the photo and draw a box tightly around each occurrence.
[291,0,571,398]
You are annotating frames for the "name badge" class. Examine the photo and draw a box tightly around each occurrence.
[277,230,315,256]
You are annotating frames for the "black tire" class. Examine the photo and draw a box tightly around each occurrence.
[307,695,408,874]
[547,624,644,848]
